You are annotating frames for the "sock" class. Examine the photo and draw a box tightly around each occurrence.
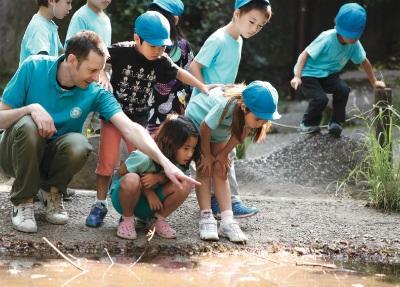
[122,215,134,221]
[95,199,108,207]
[221,210,234,223]
[200,209,213,219]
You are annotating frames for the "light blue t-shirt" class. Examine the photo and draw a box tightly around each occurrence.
[1,55,121,140]
[19,14,62,66]
[192,28,243,96]
[186,87,235,143]
[297,29,366,78]
[65,4,111,46]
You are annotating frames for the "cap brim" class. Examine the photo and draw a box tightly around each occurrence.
[254,111,281,121]
[146,38,173,46]
[335,27,362,40]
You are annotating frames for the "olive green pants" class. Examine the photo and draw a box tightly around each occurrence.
[0,116,92,205]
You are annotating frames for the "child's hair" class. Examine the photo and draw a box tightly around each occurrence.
[148,3,187,55]
[239,0,272,22]
[155,115,201,168]
[37,0,59,7]
[219,84,271,144]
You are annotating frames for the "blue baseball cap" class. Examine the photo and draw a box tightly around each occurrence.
[152,0,184,16]
[235,0,270,10]
[134,11,172,46]
[335,3,366,39]
[242,81,281,121]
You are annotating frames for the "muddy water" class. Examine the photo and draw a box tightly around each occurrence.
[0,252,399,287]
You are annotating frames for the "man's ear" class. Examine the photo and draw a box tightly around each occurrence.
[66,53,78,66]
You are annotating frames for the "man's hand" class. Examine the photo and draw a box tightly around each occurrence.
[163,161,200,189]
[290,76,302,90]
[29,103,57,138]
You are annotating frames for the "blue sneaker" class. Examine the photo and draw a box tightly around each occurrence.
[328,122,343,137]
[211,196,221,219]
[86,202,108,227]
[232,201,258,218]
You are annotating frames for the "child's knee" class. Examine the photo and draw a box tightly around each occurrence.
[120,173,140,193]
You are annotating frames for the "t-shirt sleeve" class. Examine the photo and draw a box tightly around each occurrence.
[305,32,329,60]
[1,59,32,108]
[350,41,366,65]
[125,151,154,173]
[25,30,52,56]
[194,34,221,68]
[94,89,122,121]
[65,16,87,43]
[156,55,179,83]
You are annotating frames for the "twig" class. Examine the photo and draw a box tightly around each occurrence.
[246,251,281,265]
[104,248,114,264]
[295,261,337,269]
[67,253,78,261]
[60,270,88,287]
[42,237,87,272]
[129,226,156,268]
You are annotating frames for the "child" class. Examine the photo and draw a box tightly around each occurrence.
[290,3,385,136]
[86,11,209,228]
[19,0,72,66]
[65,0,112,47]
[109,115,200,239]
[147,0,194,135]
[185,81,280,242]
[189,0,272,218]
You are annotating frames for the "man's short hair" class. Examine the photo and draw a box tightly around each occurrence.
[65,30,109,63]
[36,0,59,7]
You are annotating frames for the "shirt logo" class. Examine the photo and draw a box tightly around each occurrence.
[70,107,82,119]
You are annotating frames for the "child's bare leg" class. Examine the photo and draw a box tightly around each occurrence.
[119,173,141,217]
[195,176,212,210]
[96,174,111,200]
[158,181,192,218]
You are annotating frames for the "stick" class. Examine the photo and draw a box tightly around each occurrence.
[295,261,337,269]
[104,248,114,265]
[42,237,87,272]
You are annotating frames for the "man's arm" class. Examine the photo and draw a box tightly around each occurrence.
[109,112,199,188]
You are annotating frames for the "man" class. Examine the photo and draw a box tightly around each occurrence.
[0,30,198,233]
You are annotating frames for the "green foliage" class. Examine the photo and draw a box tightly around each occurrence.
[346,105,400,211]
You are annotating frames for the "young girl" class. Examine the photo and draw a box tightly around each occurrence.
[185,81,280,242]
[189,0,272,219]
[109,115,200,239]
[147,0,194,135]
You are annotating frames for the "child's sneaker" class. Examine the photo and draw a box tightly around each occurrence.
[232,201,258,218]
[328,122,343,137]
[219,220,248,243]
[117,217,137,240]
[86,202,108,228]
[152,217,176,239]
[298,123,321,134]
[199,216,219,241]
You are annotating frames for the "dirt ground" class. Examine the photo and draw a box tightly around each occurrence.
[1,130,400,264]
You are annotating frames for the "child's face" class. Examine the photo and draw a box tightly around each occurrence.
[244,112,268,129]
[175,136,198,166]
[235,9,269,39]
[338,34,358,45]
[53,0,72,20]
[88,0,112,10]
[135,35,167,61]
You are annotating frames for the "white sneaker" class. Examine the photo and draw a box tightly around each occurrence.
[219,220,248,243]
[37,189,69,225]
[11,202,37,233]
[199,216,219,241]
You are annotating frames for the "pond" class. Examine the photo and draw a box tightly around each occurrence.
[1,252,399,287]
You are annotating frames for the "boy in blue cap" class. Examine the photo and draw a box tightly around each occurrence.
[291,3,385,136]
[19,0,72,66]
[87,11,210,228]
[186,81,280,242]
[190,0,272,219]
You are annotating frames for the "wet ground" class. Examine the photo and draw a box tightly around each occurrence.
[1,252,400,287]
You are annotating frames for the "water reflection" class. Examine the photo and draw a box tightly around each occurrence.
[0,252,398,287]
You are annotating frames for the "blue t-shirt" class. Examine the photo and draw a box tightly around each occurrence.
[19,14,62,66]
[65,4,111,47]
[192,28,242,96]
[297,29,366,78]
[186,87,235,143]
[1,55,121,140]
